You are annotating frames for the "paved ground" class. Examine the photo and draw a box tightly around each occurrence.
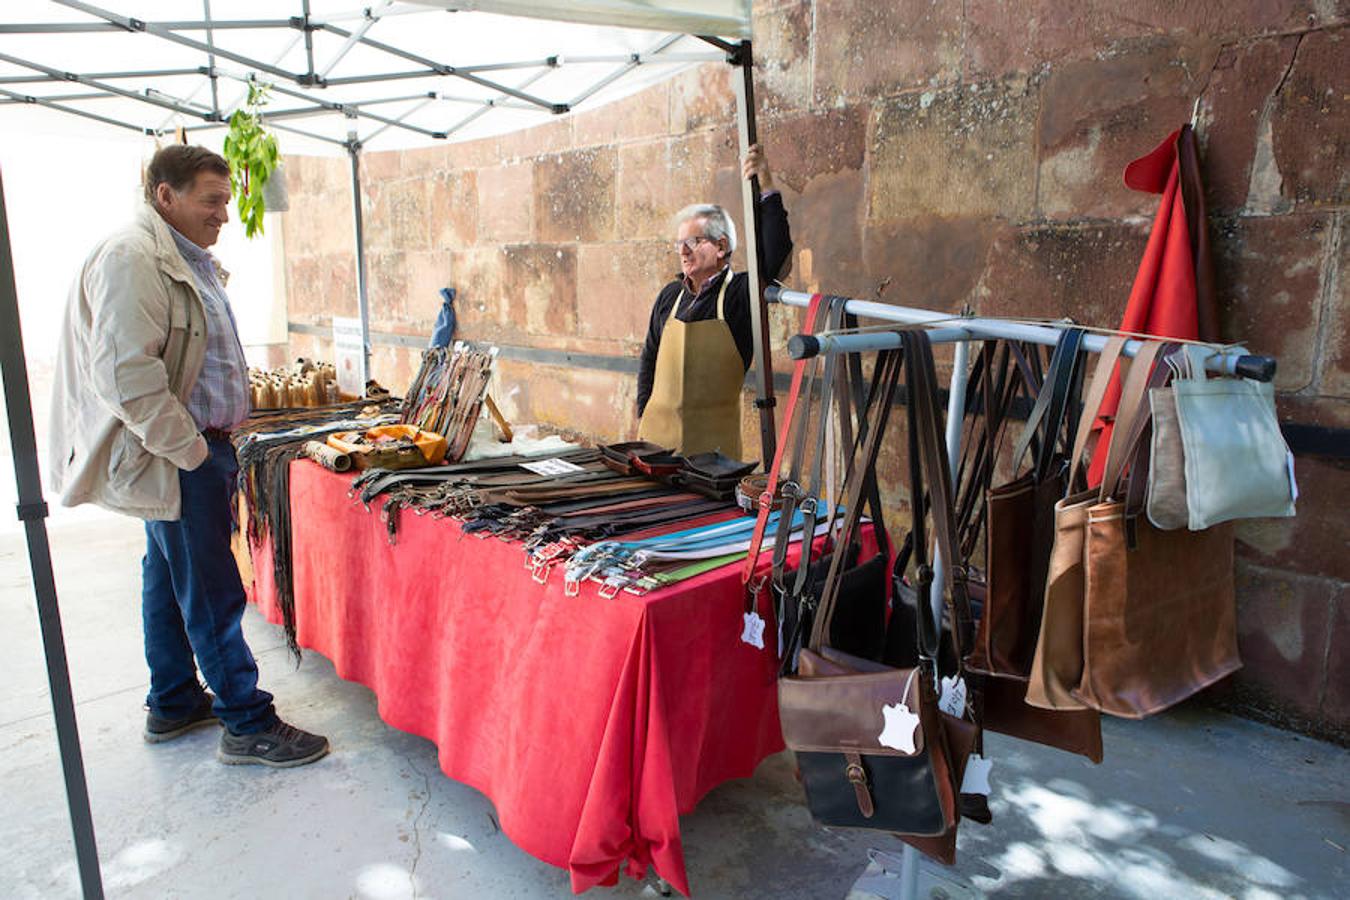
[1,507,1347,900]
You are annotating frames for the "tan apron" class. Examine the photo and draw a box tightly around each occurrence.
[637,272,744,458]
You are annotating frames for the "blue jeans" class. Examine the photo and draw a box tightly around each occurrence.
[142,436,276,734]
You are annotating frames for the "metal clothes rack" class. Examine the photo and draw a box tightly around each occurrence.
[766,285,1277,900]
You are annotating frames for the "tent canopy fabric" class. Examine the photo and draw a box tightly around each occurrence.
[0,0,743,154]
[406,0,751,38]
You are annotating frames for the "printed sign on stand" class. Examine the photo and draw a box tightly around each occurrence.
[332,317,367,398]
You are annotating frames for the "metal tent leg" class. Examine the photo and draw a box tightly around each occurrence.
[0,169,104,898]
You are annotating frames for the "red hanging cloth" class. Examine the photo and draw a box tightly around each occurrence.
[1088,125,1219,485]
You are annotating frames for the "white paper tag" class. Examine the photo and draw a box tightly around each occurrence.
[740,611,766,650]
[938,674,968,718]
[961,754,993,796]
[878,701,920,754]
[1287,451,1299,503]
[519,457,586,476]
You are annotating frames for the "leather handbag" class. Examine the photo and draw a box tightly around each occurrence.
[1026,338,1130,711]
[1145,374,1190,530]
[796,646,975,865]
[1030,338,1242,717]
[779,337,963,839]
[1172,345,1296,530]
[970,329,1085,679]
[782,644,957,836]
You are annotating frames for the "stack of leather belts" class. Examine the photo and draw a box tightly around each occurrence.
[342,446,841,597]
[231,400,402,658]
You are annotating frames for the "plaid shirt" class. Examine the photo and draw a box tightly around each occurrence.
[168,226,251,430]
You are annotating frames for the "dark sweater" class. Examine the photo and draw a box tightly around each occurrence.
[636,192,793,417]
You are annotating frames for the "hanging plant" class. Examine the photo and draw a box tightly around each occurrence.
[222,81,281,239]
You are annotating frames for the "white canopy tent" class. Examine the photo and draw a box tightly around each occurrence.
[1,1,747,150]
[0,3,775,897]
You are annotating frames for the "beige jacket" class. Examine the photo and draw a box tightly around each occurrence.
[48,203,211,520]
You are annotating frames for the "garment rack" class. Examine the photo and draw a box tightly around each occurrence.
[765,285,1278,899]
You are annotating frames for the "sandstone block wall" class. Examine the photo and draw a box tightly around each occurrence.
[282,2,1348,740]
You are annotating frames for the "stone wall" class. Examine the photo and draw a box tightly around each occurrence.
[281,2,1349,741]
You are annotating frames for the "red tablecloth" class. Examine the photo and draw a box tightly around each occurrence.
[247,461,855,896]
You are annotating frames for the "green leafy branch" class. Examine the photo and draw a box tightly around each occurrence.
[222,81,280,239]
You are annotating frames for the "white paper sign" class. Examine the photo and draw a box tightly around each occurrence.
[519,458,587,476]
[332,316,367,398]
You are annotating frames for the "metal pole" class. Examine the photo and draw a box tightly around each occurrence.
[730,39,776,465]
[301,0,317,80]
[202,0,219,119]
[768,287,1277,382]
[348,141,372,380]
[0,169,105,899]
[898,341,969,900]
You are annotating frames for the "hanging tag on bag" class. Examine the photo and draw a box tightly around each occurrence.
[938,674,967,718]
[878,701,920,753]
[742,577,768,649]
[740,611,766,649]
[961,754,993,796]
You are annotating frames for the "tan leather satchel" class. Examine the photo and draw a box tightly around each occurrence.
[1027,337,1241,718]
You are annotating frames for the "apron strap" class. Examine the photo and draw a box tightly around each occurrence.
[715,270,731,320]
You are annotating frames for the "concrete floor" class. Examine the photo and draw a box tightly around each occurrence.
[1,510,1348,900]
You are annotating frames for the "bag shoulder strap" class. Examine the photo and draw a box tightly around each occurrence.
[808,343,904,652]
[742,294,824,584]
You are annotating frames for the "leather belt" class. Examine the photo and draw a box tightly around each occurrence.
[202,427,233,442]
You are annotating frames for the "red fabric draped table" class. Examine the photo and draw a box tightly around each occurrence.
[245,460,862,896]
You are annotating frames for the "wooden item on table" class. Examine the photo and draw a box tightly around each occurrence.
[484,393,513,443]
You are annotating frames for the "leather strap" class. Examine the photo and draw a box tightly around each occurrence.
[809,343,905,652]
[1066,337,1128,491]
[844,751,875,818]
[1011,329,1086,481]
[1098,341,1165,500]
[742,294,825,584]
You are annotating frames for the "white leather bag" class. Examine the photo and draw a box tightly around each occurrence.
[1171,345,1296,530]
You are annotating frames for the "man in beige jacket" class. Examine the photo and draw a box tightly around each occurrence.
[49,145,327,767]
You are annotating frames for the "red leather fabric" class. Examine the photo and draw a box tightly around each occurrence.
[1089,127,1201,485]
[248,461,872,895]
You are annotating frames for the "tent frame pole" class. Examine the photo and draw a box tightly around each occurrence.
[348,139,373,381]
[0,170,105,900]
[729,39,777,466]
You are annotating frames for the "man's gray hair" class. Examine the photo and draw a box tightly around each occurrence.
[674,203,737,255]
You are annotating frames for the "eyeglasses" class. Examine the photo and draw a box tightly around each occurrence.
[672,235,714,254]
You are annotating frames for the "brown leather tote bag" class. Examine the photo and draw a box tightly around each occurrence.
[1075,344,1240,717]
[971,329,1086,678]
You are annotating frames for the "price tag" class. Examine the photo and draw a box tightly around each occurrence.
[938,674,968,718]
[961,754,993,796]
[519,457,586,476]
[740,611,766,650]
[878,701,920,754]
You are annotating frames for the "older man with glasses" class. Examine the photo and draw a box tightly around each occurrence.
[636,144,793,460]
